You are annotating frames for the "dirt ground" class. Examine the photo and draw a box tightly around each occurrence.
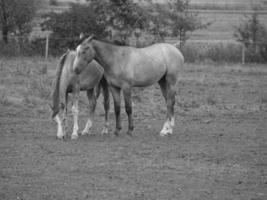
[0,58,266,200]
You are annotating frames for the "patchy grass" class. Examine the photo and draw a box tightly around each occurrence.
[0,57,267,200]
[0,58,266,117]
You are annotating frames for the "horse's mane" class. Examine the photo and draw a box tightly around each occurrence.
[51,50,69,118]
[77,35,127,47]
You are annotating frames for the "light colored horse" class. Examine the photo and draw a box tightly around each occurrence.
[73,36,184,136]
[51,50,110,139]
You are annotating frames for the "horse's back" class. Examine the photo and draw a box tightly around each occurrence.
[154,43,184,63]
[156,43,184,74]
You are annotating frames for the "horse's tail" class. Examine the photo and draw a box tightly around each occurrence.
[51,50,69,119]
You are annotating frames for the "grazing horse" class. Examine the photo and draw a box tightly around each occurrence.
[73,36,184,136]
[51,50,110,139]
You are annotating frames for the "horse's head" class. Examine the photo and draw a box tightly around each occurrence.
[73,35,95,74]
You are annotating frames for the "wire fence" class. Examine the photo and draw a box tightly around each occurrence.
[0,35,266,63]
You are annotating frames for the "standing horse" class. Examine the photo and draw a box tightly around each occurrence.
[51,50,109,139]
[73,36,184,136]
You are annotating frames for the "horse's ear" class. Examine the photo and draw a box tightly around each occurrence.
[79,32,84,39]
[85,35,94,43]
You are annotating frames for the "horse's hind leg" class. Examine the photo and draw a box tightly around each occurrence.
[158,77,167,101]
[123,88,134,136]
[110,86,122,136]
[81,88,96,135]
[159,76,176,136]
[55,94,68,139]
[71,85,80,140]
[101,79,110,135]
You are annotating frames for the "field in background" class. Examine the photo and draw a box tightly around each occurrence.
[0,57,266,199]
[191,10,267,40]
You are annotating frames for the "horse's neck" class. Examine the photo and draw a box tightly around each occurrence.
[92,40,119,70]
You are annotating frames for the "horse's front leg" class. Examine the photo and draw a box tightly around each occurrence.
[54,112,66,139]
[71,85,80,140]
[123,88,134,136]
[54,95,67,139]
[101,81,110,135]
[82,89,96,135]
[110,86,121,136]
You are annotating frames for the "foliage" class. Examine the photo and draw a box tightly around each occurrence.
[154,0,212,46]
[86,0,151,44]
[181,42,243,63]
[234,8,267,62]
[0,0,37,43]
[0,37,48,57]
[40,0,211,51]
[49,0,58,6]
[41,0,154,52]
[41,3,107,54]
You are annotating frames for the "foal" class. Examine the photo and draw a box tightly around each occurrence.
[51,50,109,139]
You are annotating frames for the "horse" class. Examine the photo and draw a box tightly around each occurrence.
[73,36,184,136]
[51,49,110,139]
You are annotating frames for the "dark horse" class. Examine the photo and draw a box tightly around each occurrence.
[51,50,109,139]
[73,36,184,136]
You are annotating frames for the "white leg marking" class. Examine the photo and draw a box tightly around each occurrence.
[101,122,109,135]
[82,119,93,135]
[55,114,65,139]
[170,117,175,127]
[160,120,173,136]
[71,102,79,140]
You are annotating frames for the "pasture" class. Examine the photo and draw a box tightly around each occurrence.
[0,57,266,199]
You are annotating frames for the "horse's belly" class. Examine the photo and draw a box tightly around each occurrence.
[132,64,165,87]
[79,70,102,90]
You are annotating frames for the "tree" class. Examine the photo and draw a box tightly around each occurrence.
[234,9,266,49]
[89,0,150,44]
[0,0,37,43]
[41,3,107,53]
[168,0,211,47]
[151,0,211,47]
[234,8,267,62]
[42,0,151,51]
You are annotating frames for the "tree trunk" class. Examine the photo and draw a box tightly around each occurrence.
[2,26,8,44]
[0,0,9,44]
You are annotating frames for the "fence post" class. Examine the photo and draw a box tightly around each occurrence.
[15,36,20,56]
[241,43,245,65]
[45,35,49,59]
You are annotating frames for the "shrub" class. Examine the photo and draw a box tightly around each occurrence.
[180,43,200,63]
[49,0,58,6]
[179,41,267,63]
[205,43,242,63]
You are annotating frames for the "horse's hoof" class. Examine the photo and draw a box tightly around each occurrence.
[57,135,65,140]
[101,128,108,135]
[81,131,89,136]
[113,131,119,136]
[126,130,133,137]
[159,131,172,137]
[71,134,78,140]
[159,132,167,137]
